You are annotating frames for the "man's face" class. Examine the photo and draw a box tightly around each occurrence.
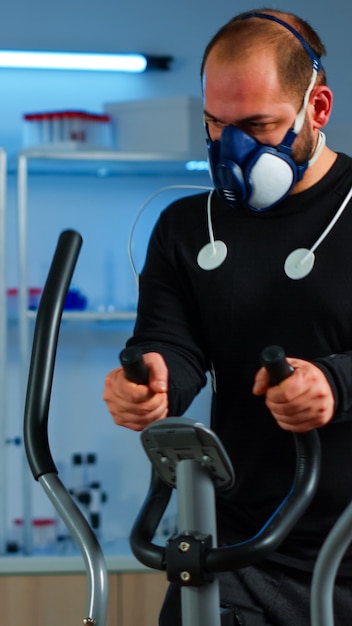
[203,47,315,164]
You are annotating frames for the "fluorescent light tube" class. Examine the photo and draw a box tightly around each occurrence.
[0,50,148,72]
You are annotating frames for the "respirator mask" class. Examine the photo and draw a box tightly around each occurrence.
[206,12,322,212]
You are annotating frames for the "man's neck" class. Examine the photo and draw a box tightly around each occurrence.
[292,146,337,194]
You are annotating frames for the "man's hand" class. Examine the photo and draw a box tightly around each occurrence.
[103,352,168,431]
[252,358,335,432]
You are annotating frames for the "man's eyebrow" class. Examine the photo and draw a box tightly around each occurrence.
[203,110,220,121]
[204,109,275,124]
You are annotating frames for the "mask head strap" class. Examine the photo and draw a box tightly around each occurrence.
[240,12,321,73]
[240,12,322,156]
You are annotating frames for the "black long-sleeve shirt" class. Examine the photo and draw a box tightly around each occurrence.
[127,152,352,575]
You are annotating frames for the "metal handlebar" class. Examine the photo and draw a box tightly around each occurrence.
[23,229,108,626]
[120,347,173,569]
[123,345,321,574]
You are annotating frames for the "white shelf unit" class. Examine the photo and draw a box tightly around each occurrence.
[0,149,7,555]
[17,148,209,355]
[16,147,211,555]
[16,148,204,379]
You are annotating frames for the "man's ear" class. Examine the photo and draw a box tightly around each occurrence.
[311,85,333,129]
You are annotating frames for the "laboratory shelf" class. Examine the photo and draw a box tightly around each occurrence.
[13,146,212,562]
[26,309,137,323]
[16,147,208,356]
[16,148,210,557]
[0,537,147,575]
[14,147,209,176]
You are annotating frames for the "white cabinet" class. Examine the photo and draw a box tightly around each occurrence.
[0,570,169,626]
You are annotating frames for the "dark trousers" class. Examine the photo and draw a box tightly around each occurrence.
[159,560,352,625]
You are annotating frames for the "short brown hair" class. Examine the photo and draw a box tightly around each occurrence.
[200,8,327,102]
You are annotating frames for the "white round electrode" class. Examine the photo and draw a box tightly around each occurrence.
[284,248,315,280]
[197,240,228,270]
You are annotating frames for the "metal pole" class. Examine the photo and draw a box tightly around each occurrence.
[177,459,221,626]
[0,149,7,554]
[311,500,352,626]
[17,153,33,554]
[40,473,108,625]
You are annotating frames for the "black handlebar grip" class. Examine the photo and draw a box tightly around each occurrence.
[24,230,83,480]
[120,346,149,385]
[261,345,294,386]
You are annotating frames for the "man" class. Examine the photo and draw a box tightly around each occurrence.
[104,9,352,624]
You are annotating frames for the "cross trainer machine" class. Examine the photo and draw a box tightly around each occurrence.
[21,229,352,625]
